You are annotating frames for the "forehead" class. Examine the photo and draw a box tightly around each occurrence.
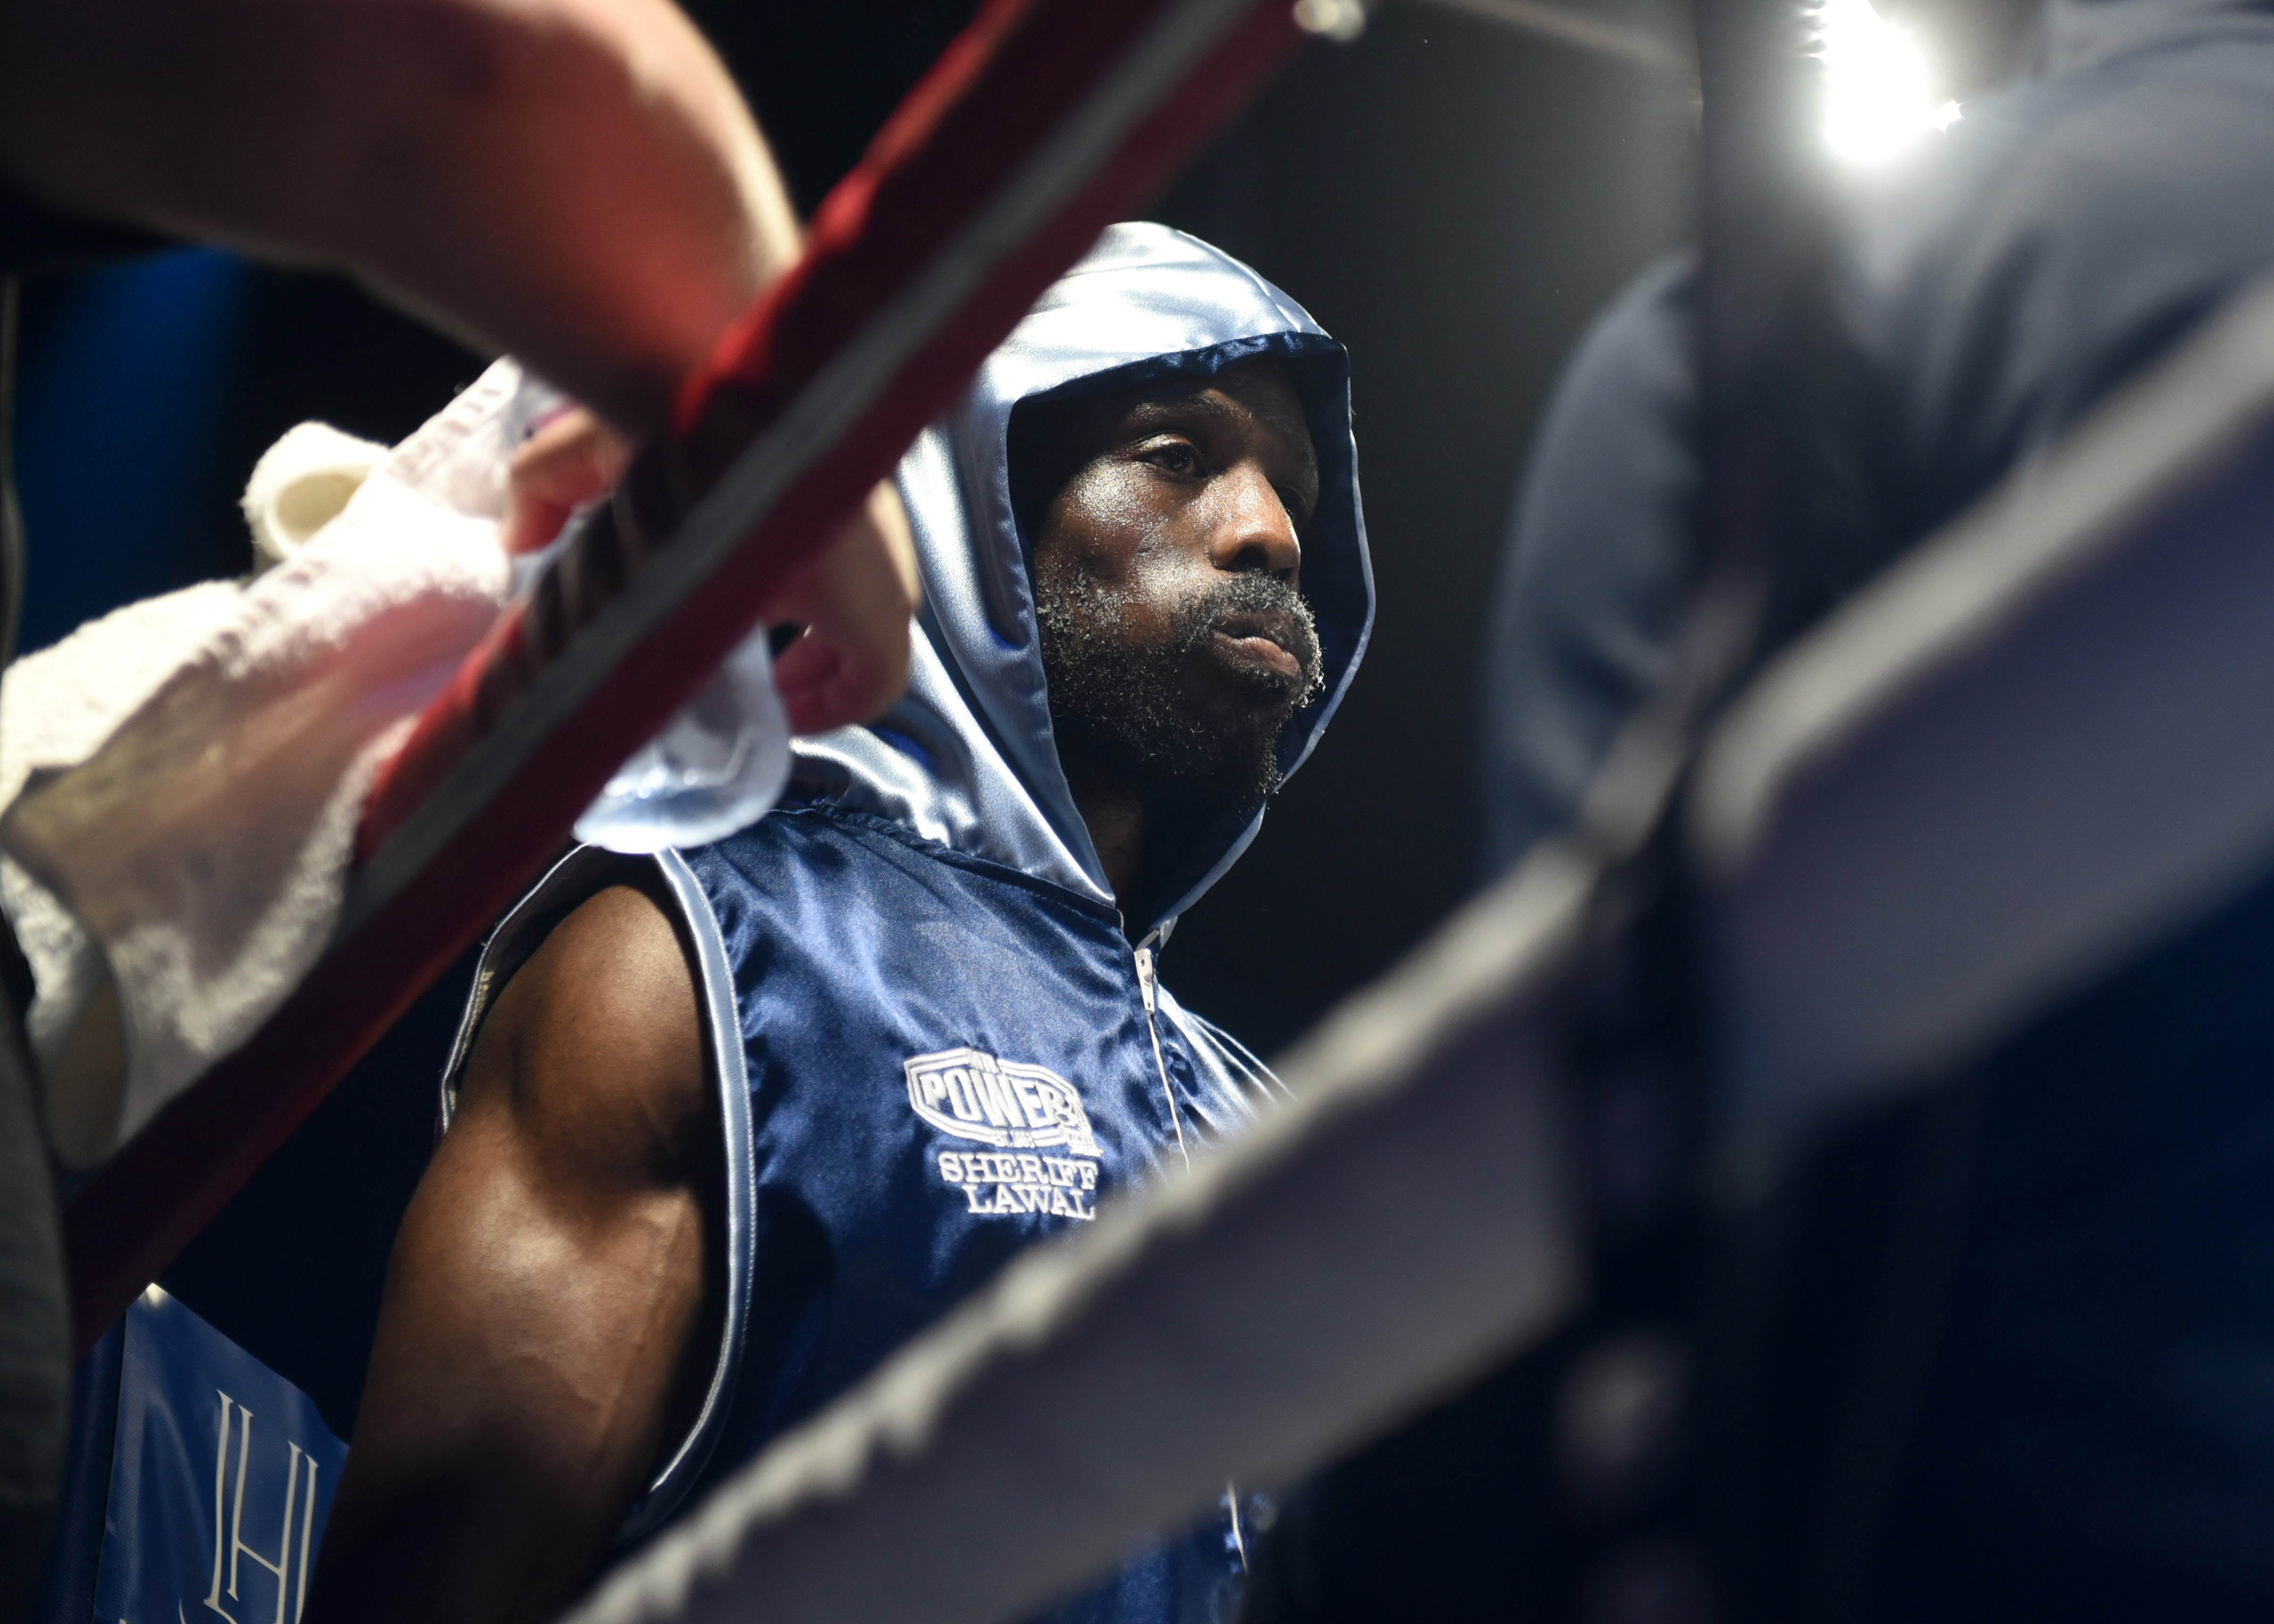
[1067,359,1317,470]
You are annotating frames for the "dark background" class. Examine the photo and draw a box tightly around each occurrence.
[16,0,1693,1421]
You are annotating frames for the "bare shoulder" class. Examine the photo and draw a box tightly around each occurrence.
[460,871,712,1188]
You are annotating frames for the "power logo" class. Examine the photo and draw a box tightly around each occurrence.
[905,1047,1105,1220]
[904,1047,1102,1157]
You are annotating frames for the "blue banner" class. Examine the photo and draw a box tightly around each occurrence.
[47,1288,347,1624]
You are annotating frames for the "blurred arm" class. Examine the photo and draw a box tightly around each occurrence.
[0,0,798,435]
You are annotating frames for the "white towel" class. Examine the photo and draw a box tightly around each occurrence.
[0,362,521,1165]
[241,420,390,569]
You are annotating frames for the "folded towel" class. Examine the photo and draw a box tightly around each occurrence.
[241,421,390,569]
[0,363,520,1165]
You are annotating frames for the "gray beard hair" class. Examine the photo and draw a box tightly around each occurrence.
[1035,568,1325,820]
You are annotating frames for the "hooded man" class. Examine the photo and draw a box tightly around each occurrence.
[303,222,1373,1624]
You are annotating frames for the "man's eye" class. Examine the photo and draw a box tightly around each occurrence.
[1142,441,1200,475]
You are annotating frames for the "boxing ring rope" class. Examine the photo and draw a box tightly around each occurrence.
[62,0,1319,1354]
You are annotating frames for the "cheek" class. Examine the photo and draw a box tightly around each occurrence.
[1051,466,1155,573]
[1043,470,1220,640]
[1124,512,1227,613]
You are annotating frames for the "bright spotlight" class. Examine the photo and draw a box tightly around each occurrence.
[1813,0,1962,164]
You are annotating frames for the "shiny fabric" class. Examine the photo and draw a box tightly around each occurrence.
[674,806,1281,1621]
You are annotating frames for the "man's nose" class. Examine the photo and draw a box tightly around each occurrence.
[1208,461,1302,578]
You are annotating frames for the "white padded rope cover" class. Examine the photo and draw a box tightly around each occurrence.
[1693,276,2274,1189]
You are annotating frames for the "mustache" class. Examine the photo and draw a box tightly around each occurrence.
[1175,571,1326,702]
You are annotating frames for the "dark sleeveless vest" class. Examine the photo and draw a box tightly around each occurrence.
[443,804,1285,1623]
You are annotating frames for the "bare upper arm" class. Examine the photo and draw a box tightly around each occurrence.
[309,876,719,1624]
[457,876,713,1206]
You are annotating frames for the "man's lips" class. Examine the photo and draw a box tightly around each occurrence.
[1209,615,1304,683]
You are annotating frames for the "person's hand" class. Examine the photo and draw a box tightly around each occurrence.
[758,480,920,737]
[505,408,920,735]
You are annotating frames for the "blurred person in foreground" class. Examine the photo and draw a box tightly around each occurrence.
[304,224,1372,1624]
[0,0,918,1607]
[1247,0,2274,1618]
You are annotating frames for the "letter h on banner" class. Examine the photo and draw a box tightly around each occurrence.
[203,1392,319,1624]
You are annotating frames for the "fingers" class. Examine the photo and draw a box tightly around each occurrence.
[504,408,634,555]
[762,483,921,736]
[510,407,919,736]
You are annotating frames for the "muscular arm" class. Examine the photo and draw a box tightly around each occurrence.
[305,879,718,1624]
[0,0,796,434]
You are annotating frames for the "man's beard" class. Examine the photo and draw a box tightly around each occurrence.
[1036,569,1326,820]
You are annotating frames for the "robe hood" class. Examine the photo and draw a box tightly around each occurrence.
[787,222,1373,935]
